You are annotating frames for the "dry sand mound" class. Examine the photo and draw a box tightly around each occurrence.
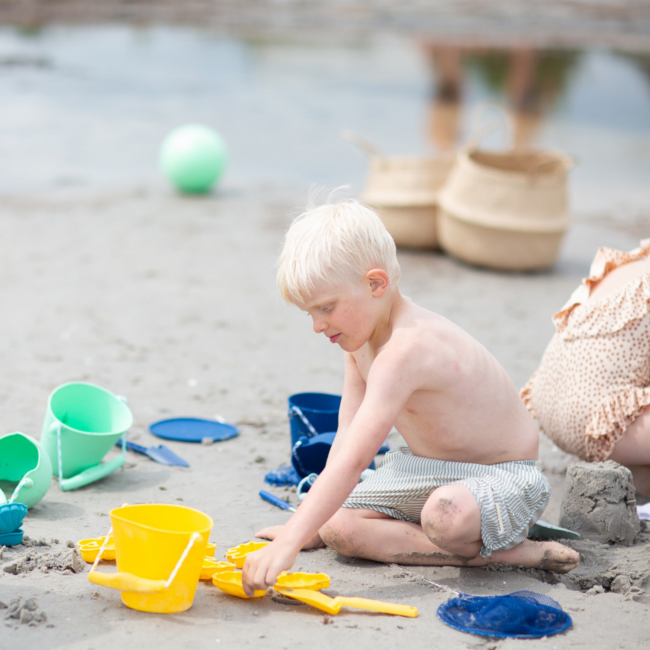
[2,546,85,576]
[1,597,48,627]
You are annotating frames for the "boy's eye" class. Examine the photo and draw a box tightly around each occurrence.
[320,305,333,313]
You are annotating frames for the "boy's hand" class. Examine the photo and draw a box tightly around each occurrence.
[256,525,326,549]
[241,539,299,597]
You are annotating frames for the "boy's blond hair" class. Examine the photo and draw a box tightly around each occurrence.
[277,198,401,304]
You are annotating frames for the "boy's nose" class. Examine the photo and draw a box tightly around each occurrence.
[312,317,327,334]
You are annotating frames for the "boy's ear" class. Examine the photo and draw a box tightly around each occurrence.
[365,269,389,297]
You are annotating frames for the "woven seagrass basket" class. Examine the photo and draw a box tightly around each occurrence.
[437,148,572,270]
[361,155,454,249]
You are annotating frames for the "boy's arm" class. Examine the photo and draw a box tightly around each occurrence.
[242,347,417,596]
[326,352,366,466]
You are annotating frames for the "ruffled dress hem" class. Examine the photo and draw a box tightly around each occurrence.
[584,387,650,462]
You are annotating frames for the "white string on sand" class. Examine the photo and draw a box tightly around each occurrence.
[393,565,461,596]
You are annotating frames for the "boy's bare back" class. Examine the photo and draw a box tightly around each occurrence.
[351,296,539,464]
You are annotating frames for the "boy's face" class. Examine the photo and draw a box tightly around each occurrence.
[298,275,386,352]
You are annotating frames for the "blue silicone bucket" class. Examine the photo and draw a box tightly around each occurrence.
[287,392,341,449]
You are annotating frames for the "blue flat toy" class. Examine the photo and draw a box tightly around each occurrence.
[149,417,239,443]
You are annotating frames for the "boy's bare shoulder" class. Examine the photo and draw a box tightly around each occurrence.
[389,302,453,351]
[371,305,456,385]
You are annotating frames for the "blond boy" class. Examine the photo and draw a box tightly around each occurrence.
[242,200,578,596]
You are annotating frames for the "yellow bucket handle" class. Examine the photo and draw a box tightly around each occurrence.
[87,516,203,594]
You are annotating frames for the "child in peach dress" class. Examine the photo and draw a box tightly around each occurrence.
[521,239,650,494]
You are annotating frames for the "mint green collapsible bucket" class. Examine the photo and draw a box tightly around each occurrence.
[41,382,133,491]
[0,432,52,508]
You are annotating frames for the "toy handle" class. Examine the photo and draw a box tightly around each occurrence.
[117,440,147,455]
[59,455,126,491]
[88,571,167,594]
[9,477,34,503]
[259,490,297,513]
[88,532,202,594]
[339,597,418,618]
[287,406,319,438]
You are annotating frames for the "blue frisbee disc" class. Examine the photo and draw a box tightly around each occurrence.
[149,417,239,443]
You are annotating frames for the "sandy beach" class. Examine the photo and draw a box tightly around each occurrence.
[0,187,647,649]
[1,3,650,648]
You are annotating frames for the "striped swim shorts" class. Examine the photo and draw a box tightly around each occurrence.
[342,446,550,557]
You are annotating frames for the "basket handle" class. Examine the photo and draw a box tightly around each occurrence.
[464,102,513,152]
[340,129,385,157]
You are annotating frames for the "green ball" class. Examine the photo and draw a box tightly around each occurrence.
[159,124,228,194]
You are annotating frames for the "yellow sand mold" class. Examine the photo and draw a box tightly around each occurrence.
[78,536,116,563]
[200,558,235,580]
[225,541,269,568]
[212,571,331,599]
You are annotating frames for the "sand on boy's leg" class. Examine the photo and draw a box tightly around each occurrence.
[257,483,579,574]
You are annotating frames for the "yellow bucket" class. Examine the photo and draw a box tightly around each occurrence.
[88,504,213,614]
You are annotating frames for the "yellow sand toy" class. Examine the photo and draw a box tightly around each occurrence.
[212,570,331,599]
[276,588,418,617]
[212,568,417,617]
[200,559,235,581]
[78,536,116,563]
[225,541,269,568]
[80,538,216,567]
[87,504,213,614]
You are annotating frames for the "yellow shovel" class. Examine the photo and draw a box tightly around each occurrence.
[277,588,418,617]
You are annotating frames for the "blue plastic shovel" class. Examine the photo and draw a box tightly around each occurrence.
[259,490,296,512]
[116,440,189,467]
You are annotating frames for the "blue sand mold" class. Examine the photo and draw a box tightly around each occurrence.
[265,465,301,487]
[149,418,239,443]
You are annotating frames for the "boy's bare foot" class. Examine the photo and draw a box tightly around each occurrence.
[255,525,326,550]
[492,539,579,574]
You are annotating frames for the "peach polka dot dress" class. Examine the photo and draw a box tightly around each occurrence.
[521,239,650,462]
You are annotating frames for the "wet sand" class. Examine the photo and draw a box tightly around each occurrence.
[0,185,649,649]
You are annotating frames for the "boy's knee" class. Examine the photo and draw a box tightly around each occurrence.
[421,485,480,547]
[320,510,360,557]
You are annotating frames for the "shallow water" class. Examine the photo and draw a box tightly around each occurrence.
[0,26,649,213]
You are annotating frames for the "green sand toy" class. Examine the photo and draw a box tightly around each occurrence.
[41,382,133,491]
[0,432,52,508]
[159,124,227,194]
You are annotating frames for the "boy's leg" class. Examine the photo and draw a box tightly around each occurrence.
[318,483,578,573]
